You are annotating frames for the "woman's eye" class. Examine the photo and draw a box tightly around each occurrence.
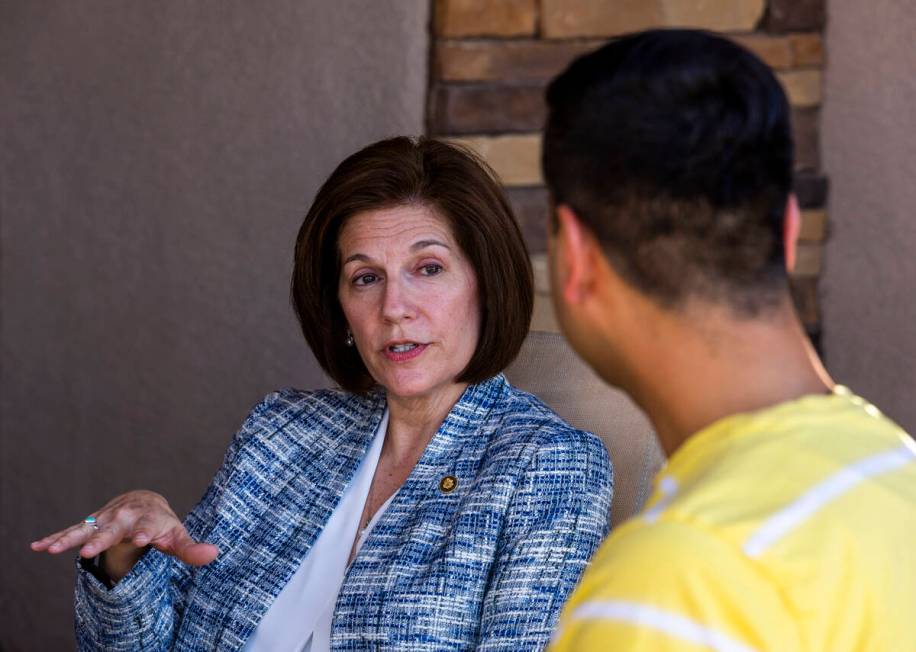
[420,263,443,276]
[353,273,379,286]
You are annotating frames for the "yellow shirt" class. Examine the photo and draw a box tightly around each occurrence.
[551,387,916,652]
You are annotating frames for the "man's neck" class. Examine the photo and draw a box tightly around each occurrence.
[621,299,833,457]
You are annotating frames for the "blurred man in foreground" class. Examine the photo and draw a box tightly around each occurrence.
[544,29,916,651]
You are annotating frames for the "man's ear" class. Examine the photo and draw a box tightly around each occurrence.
[554,204,597,304]
[783,193,801,273]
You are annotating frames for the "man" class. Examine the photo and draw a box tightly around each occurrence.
[544,29,916,651]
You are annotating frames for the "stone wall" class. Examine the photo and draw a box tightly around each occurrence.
[428,0,828,338]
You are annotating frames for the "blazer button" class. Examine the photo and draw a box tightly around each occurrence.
[439,475,458,493]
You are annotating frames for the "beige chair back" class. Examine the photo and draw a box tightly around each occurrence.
[505,330,665,527]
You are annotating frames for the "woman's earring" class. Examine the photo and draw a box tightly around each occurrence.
[346,330,354,347]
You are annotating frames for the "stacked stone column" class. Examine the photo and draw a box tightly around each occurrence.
[428,0,828,343]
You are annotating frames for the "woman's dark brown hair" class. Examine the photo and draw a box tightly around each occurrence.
[292,136,533,393]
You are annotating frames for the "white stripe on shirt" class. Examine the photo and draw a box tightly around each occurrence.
[743,442,916,558]
[562,600,760,652]
[642,476,679,524]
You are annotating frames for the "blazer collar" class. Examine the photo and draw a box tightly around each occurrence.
[220,375,511,649]
[253,374,510,507]
[311,374,511,497]
[415,373,510,462]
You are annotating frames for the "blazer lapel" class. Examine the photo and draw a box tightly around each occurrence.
[215,390,387,651]
[334,375,510,638]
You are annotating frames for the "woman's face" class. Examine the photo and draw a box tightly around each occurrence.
[338,204,481,401]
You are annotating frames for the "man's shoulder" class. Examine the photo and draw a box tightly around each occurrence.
[554,516,789,640]
[655,393,916,541]
[584,517,734,586]
[550,514,799,652]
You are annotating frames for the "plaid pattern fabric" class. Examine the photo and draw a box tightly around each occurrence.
[74,374,613,651]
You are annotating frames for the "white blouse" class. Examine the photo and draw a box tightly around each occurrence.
[243,409,392,652]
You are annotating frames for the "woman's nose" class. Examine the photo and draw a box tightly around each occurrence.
[381,279,416,323]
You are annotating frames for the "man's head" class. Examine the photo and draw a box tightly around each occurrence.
[543,29,800,383]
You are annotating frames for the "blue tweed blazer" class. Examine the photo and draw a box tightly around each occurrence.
[74,374,613,651]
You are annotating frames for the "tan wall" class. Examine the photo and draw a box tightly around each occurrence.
[821,0,916,432]
[0,2,428,648]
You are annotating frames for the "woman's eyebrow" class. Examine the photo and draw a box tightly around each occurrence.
[411,239,450,252]
[342,253,371,265]
[343,240,450,265]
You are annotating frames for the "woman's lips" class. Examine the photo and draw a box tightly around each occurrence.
[383,343,429,362]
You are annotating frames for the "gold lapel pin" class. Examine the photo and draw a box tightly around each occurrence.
[439,475,458,493]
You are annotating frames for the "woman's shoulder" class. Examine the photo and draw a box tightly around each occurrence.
[483,381,613,507]
[240,386,380,432]
[484,381,610,469]
[497,383,599,443]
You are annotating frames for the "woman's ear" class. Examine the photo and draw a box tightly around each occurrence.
[783,193,801,273]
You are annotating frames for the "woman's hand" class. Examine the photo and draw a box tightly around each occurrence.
[30,490,219,582]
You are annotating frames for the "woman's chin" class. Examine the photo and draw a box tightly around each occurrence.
[378,373,458,403]
[382,381,437,401]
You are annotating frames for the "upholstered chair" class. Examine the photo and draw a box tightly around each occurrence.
[506,330,665,527]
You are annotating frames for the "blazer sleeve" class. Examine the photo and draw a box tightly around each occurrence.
[73,392,281,651]
[476,429,614,652]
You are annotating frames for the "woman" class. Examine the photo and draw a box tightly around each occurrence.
[32,137,613,651]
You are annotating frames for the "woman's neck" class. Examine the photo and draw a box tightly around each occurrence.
[383,382,469,461]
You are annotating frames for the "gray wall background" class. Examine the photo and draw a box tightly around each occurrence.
[0,2,429,649]
[822,0,916,433]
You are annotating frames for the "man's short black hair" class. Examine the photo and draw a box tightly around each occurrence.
[543,29,794,314]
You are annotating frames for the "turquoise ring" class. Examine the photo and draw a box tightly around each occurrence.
[83,515,99,530]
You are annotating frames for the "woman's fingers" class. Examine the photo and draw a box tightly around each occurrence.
[128,513,160,547]
[153,524,219,566]
[31,522,94,554]
[31,491,167,554]
[78,504,181,557]
[30,525,76,551]
[79,520,127,558]
[30,491,218,566]
[178,542,220,567]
